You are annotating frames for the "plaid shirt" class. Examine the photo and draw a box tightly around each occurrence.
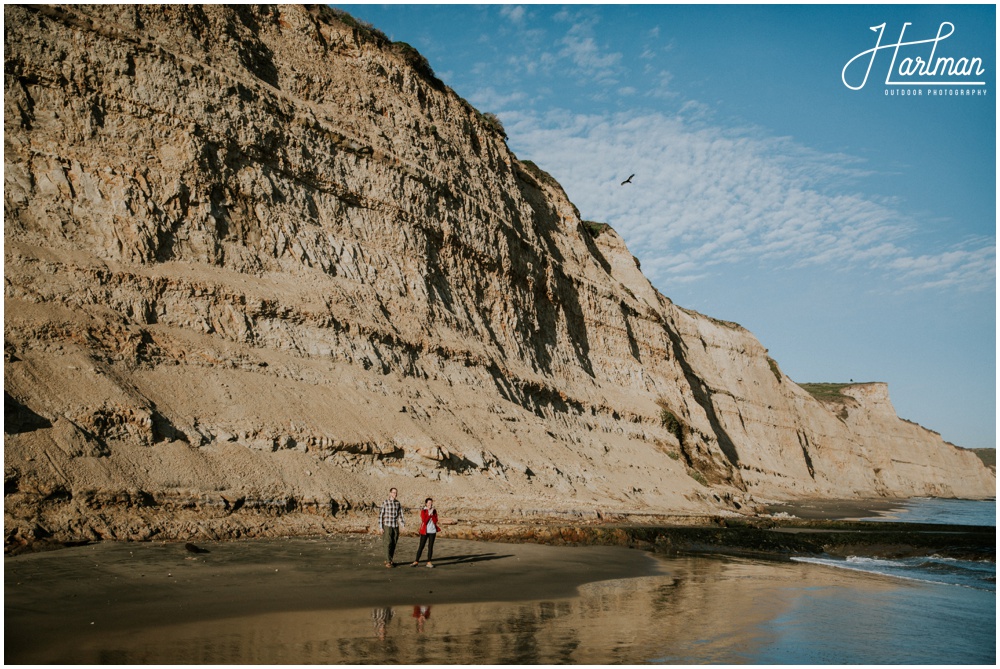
[378,498,404,529]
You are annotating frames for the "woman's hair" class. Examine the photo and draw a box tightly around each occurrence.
[425,498,433,505]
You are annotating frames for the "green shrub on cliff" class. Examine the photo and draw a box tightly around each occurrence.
[479,112,507,139]
[322,7,389,42]
[799,383,854,402]
[767,356,782,383]
[583,221,611,238]
[322,9,444,90]
[391,42,444,90]
[656,399,684,445]
[688,469,708,486]
[970,448,996,468]
[520,160,560,188]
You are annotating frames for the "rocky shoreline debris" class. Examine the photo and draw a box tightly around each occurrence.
[6,513,993,563]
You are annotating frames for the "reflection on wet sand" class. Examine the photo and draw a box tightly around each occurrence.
[10,556,903,664]
[371,606,393,640]
[7,535,992,664]
[412,605,431,633]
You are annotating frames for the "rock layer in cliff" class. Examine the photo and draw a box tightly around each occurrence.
[4,5,993,552]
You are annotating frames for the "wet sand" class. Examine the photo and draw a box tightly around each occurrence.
[9,533,994,664]
[6,528,995,664]
[763,497,910,520]
[5,533,660,662]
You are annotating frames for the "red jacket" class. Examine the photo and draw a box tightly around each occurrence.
[419,508,440,535]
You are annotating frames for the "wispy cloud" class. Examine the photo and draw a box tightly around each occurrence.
[887,241,996,291]
[557,12,624,86]
[559,34,622,83]
[500,5,525,25]
[487,6,625,91]
[504,109,995,294]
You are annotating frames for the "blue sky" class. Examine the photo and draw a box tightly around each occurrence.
[338,4,996,450]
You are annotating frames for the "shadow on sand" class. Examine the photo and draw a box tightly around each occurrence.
[428,552,514,566]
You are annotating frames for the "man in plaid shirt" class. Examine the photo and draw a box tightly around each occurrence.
[378,487,405,567]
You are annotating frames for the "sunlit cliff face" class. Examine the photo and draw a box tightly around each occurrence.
[3,4,993,552]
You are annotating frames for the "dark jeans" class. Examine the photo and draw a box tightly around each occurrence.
[415,533,436,562]
[382,526,399,563]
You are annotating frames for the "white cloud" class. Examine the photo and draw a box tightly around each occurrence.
[554,35,624,88]
[500,5,525,24]
[887,243,996,291]
[504,109,995,294]
[560,35,622,70]
[468,86,528,112]
[543,8,626,87]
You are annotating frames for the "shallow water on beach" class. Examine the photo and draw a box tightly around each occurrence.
[859,497,996,526]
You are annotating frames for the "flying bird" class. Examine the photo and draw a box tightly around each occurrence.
[620,174,634,185]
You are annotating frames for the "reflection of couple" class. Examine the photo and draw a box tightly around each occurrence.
[370,605,432,639]
[371,607,393,640]
[412,605,431,633]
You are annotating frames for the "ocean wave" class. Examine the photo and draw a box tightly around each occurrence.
[792,555,996,592]
[843,555,906,567]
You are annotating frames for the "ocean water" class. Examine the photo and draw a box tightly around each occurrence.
[792,498,995,592]
[762,497,996,665]
[860,496,997,526]
[793,554,995,591]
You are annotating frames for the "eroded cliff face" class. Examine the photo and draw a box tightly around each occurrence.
[4,5,992,552]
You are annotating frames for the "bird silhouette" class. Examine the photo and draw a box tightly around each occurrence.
[620,174,635,185]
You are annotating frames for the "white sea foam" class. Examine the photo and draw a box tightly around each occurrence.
[843,555,906,567]
[792,555,995,592]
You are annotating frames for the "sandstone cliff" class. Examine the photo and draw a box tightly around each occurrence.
[4,5,993,553]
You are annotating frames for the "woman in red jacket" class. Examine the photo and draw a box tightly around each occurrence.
[411,497,439,568]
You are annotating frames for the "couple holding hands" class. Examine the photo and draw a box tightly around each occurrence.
[376,487,441,569]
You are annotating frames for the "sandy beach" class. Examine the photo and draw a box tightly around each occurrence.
[5,509,996,664]
[5,534,659,662]
[762,497,911,520]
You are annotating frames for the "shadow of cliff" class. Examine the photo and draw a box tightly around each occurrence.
[484,361,585,419]
[4,392,52,434]
[659,320,742,470]
[509,161,595,379]
[230,6,281,89]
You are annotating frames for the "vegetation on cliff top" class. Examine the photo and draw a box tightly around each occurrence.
[969,448,996,468]
[479,112,507,139]
[520,160,560,189]
[799,383,856,403]
[324,6,511,140]
[321,6,444,90]
[582,221,611,238]
[766,356,782,383]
